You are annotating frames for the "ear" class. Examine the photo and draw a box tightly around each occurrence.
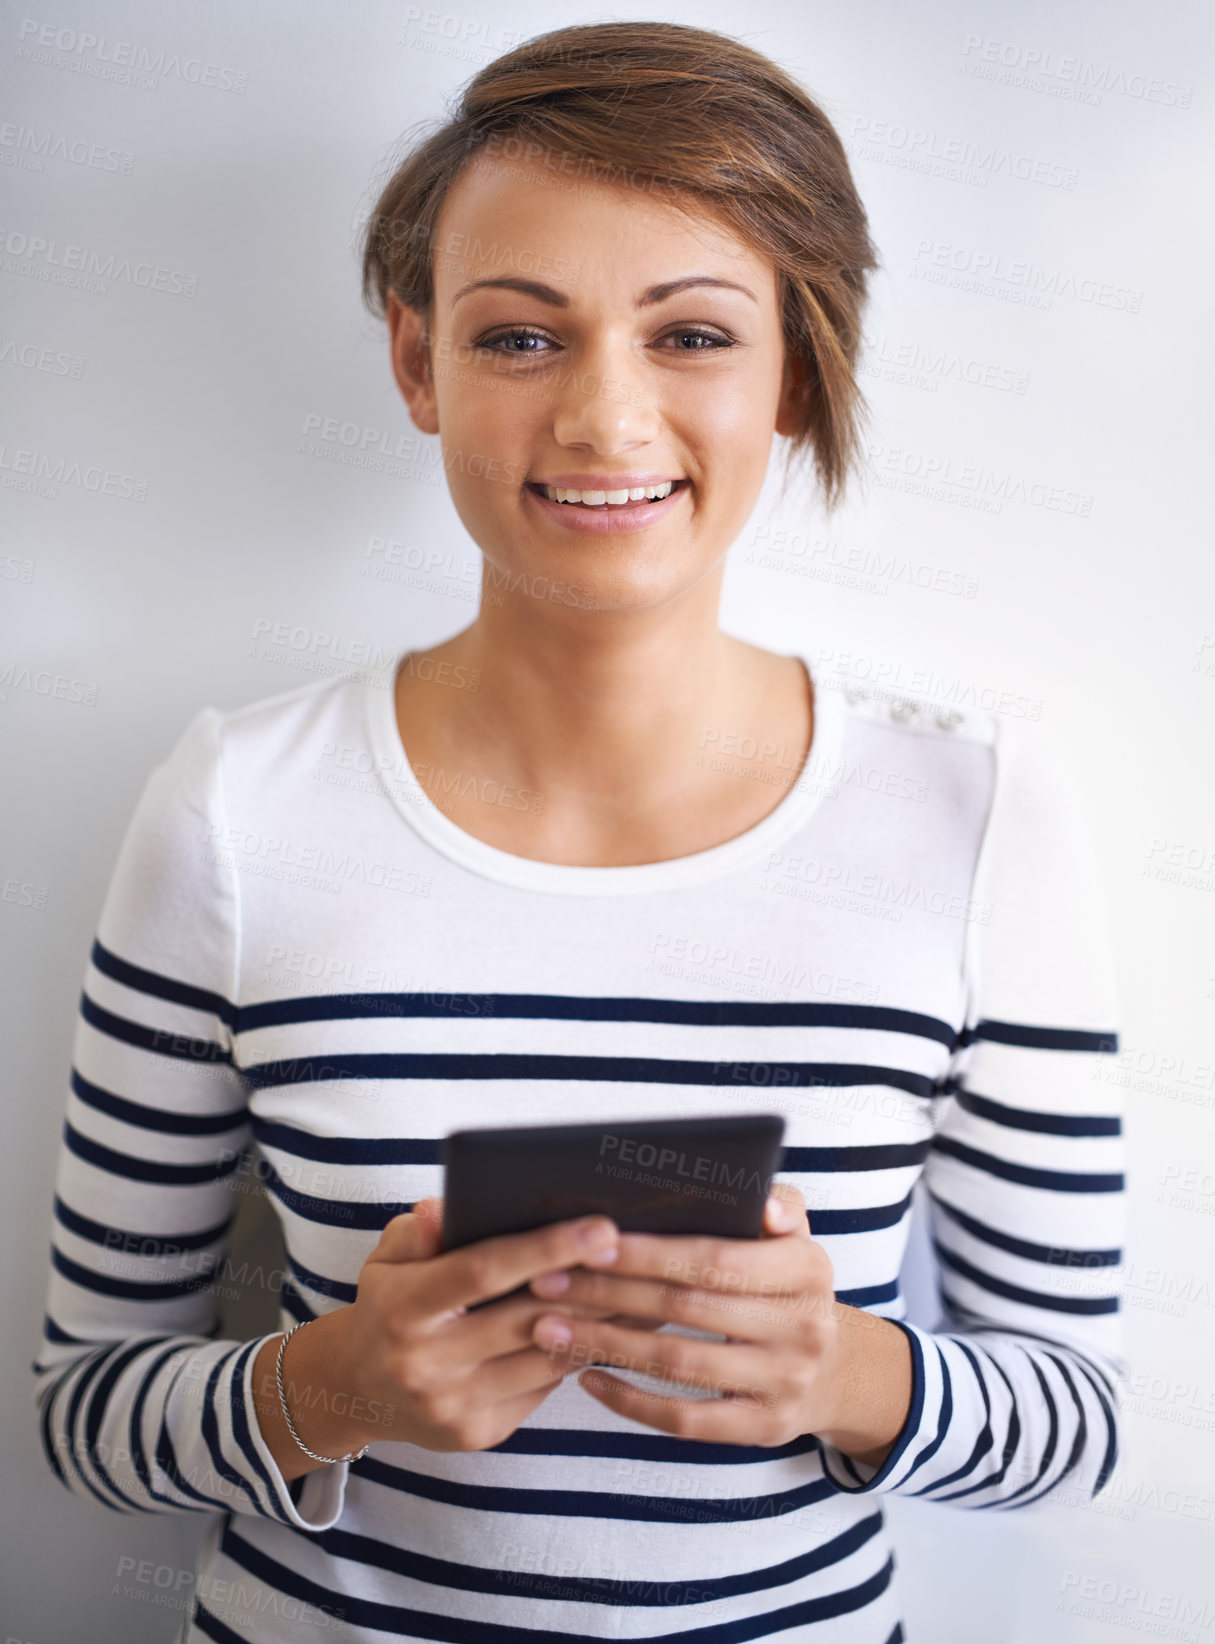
[387,290,440,436]
[774,346,809,439]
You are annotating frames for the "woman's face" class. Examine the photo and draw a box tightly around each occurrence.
[388,150,802,617]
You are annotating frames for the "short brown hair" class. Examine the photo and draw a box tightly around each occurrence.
[359,21,879,513]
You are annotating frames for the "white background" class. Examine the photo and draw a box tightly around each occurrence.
[3,0,1213,1639]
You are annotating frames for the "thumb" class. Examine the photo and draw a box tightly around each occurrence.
[369,1197,445,1264]
[763,1180,809,1239]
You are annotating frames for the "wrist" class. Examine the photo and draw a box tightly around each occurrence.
[253,1309,373,1464]
[814,1305,914,1469]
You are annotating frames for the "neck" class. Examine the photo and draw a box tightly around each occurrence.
[411,601,774,812]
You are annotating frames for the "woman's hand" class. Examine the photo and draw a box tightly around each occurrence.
[524,1183,914,1465]
[254,1198,659,1476]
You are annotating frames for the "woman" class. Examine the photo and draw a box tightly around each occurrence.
[33,21,1126,1642]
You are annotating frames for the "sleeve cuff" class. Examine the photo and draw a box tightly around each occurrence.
[818,1318,937,1496]
[239,1334,351,1530]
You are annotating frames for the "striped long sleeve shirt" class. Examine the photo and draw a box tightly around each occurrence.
[32,651,1127,1642]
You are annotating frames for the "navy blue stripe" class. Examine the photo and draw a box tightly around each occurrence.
[70,1066,246,1135]
[931,1134,1123,1193]
[286,1251,355,1303]
[788,1140,931,1172]
[309,1512,884,1607]
[63,1344,138,1509]
[91,936,237,1028]
[228,1337,289,1515]
[79,990,233,1065]
[837,1278,901,1308]
[259,1157,405,1230]
[200,1347,266,1515]
[903,1341,953,1484]
[287,1248,899,1320]
[951,1086,1121,1137]
[928,1191,1121,1267]
[221,1522,895,1642]
[264,1171,918,1239]
[999,1354,1060,1507]
[933,1241,1120,1316]
[236,989,957,1045]
[155,1401,233,1511]
[194,1601,247,1642]
[43,1312,89,1345]
[1015,1354,1089,1507]
[351,1450,836,1524]
[1058,1350,1119,1496]
[129,1343,197,1508]
[490,1426,821,1466]
[963,1020,1117,1054]
[82,1338,173,1512]
[243,1051,936,1099]
[51,1243,217,1303]
[948,1321,1118,1404]
[54,1194,234,1256]
[254,1116,436,1166]
[936,1342,1021,1502]
[254,1123,930,1177]
[912,1338,993,1496]
[811,1192,914,1235]
[63,1120,243,1186]
[278,1278,313,1327]
[38,1372,69,1489]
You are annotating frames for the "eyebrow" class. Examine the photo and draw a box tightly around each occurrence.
[450,274,759,308]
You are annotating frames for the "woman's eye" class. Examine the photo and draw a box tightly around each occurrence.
[474,328,734,354]
[477,329,554,353]
[659,330,734,351]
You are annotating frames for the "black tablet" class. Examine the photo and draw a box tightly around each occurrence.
[439,1111,787,1256]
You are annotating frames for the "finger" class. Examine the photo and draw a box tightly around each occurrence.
[532,1314,784,1395]
[407,1342,578,1424]
[461,1381,569,1442]
[410,1214,621,1317]
[366,1200,445,1266]
[463,1342,580,1400]
[529,1267,809,1338]
[578,1370,772,1442]
[416,1290,648,1377]
[592,1226,823,1300]
[763,1182,810,1239]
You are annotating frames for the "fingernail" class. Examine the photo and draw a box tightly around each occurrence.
[531,1270,570,1297]
[536,1316,572,1349]
[582,1241,619,1266]
[767,1195,793,1228]
[577,1218,617,1251]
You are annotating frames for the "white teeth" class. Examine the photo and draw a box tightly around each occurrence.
[542,481,676,506]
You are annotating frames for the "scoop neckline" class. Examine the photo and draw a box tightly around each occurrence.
[362,647,844,896]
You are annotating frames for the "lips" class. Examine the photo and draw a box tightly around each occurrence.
[523,477,691,534]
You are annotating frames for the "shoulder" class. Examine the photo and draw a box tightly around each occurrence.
[159,671,368,793]
[829,683,1084,819]
[817,680,1099,867]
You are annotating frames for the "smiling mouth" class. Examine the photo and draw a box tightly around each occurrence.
[526,479,690,508]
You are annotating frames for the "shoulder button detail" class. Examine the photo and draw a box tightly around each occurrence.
[935,709,964,731]
[890,699,920,722]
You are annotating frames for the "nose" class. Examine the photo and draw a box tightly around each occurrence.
[549,334,662,455]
